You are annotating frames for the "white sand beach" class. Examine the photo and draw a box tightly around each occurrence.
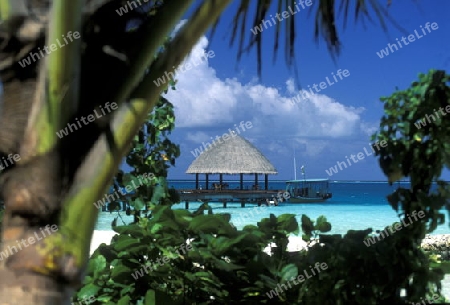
[90,230,117,255]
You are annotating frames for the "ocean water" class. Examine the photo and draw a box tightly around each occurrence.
[95,181,450,235]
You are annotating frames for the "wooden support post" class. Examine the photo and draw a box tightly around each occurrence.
[240,173,243,190]
[255,173,258,189]
[195,173,199,189]
[265,174,268,190]
[223,201,227,208]
[185,201,189,209]
[241,201,245,208]
[206,174,209,190]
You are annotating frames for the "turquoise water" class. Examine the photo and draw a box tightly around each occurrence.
[95,181,450,235]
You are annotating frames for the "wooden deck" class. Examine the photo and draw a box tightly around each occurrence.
[178,189,283,208]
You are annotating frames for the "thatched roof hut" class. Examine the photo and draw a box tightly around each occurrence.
[186,133,277,190]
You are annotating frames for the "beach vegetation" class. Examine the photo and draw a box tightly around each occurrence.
[0,0,449,304]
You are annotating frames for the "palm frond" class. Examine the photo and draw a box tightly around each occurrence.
[219,0,402,79]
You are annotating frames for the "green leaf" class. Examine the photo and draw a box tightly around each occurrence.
[150,181,166,204]
[113,224,146,238]
[132,198,146,211]
[213,259,243,272]
[259,274,279,287]
[188,214,233,235]
[212,234,247,255]
[87,255,107,277]
[96,295,113,302]
[301,214,314,235]
[194,271,218,284]
[111,265,133,282]
[280,263,298,283]
[150,205,172,223]
[173,209,193,228]
[122,173,134,187]
[277,214,299,234]
[315,215,332,233]
[150,223,164,234]
[145,290,156,305]
[118,295,131,305]
[114,237,142,251]
[158,218,180,232]
[77,283,100,300]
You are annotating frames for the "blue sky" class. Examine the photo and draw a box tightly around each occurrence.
[163,1,450,181]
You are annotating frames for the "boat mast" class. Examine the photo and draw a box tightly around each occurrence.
[301,165,306,188]
[294,149,297,180]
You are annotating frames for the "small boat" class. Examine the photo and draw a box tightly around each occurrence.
[285,178,332,203]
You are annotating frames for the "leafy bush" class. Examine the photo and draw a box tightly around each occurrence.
[76,207,446,304]
[76,204,308,304]
[102,95,180,223]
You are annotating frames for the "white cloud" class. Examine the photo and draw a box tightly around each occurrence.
[163,26,371,160]
[293,138,329,157]
[185,131,211,144]
[360,122,379,136]
[286,79,296,94]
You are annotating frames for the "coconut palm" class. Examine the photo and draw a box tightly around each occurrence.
[0,0,393,303]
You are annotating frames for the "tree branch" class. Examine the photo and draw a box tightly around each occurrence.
[22,0,84,157]
[111,0,194,107]
[56,0,232,271]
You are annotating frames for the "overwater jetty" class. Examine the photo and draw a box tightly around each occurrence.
[182,133,280,208]
[178,188,282,208]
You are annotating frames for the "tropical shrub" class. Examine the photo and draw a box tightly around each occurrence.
[76,205,309,304]
[104,95,180,225]
[76,208,447,304]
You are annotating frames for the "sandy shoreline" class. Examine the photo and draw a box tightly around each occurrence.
[90,231,450,255]
[90,230,117,255]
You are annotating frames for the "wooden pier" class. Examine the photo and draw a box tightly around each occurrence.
[178,189,283,208]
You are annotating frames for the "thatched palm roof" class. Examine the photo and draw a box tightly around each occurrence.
[186,133,277,174]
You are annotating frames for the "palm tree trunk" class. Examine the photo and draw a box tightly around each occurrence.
[0,211,76,304]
